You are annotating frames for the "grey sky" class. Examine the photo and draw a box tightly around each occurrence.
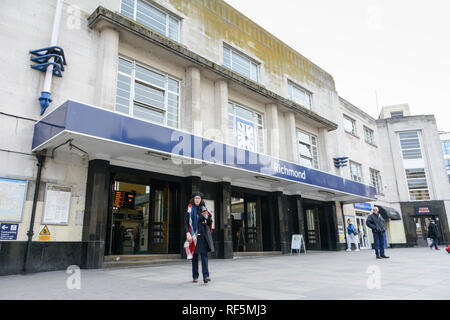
[224,0,450,132]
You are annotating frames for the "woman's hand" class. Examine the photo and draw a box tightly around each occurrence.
[186,232,192,242]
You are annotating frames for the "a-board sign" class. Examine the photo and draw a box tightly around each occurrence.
[291,234,306,254]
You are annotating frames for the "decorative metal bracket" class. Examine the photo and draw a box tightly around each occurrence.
[29,46,67,77]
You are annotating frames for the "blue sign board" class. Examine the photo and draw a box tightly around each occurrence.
[0,223,19,240]
[353,202,372,211]
[32,101,377,200]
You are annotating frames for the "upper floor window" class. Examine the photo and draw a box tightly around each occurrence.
[390,111,404,118]
[369,168,382,194]
[288,82,312,110]
[364,126,375,145]
[343,115,356,136]
[115,57,180,128]
[405,168,430,200]
[442,140,450,155]
[296,129,319,169]
[121,0,180,42]
[349,161,363,183]
[399,131,422,159]
[228,102,264,153]
[223,46,259,82]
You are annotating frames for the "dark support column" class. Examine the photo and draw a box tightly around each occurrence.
[271,191,290,253]
[216,181,233,259]
[327,201,339,251]
[295,195,305,236]
[81,159,110,269]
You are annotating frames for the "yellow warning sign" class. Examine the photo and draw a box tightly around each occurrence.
[39,225,50,241]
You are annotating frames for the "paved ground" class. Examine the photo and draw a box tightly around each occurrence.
[1,248,449,300]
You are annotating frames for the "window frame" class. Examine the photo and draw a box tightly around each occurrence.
[405,168,431,201]
[288,81,312,110]
[363,126,375,146]
[223,44,260,82]
[120,0,181,42]
[228,101,265,153]
[296,129,319,169]
[398,130,423,160]
[369,168,383,194]
[349,160,363,183]
[343,115,357,136]
[115,56,181,129]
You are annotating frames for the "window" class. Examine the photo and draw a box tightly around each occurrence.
[369,168,382,194]
[399,131,422,159]
[343,115,356,136]
[223,46,259,82]
[364,126,375,145]
[288,82,312,110]
[349,161,363,183]
[405,168,430,200]
[445,159,450,171]
[296,129,319,169]
[121,0,180,42]
[115,57,180,128]
[442,140,450,155]
[390,111,404,118]
[228,102,264,153]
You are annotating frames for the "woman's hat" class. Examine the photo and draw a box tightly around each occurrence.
[191,192,204,199]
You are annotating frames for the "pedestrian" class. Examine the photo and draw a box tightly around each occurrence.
[346,218,360,251]
[427,219,440,250]
[366,206,390,259]
[184,192,215,284]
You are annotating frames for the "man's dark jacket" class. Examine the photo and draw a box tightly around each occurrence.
[427,223,439,239]
[366,213,386,233]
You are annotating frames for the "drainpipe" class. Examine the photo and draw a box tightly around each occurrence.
[38,0,64,113]
[23,154,46,273]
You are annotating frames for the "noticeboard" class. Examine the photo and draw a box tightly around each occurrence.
[0,178,28,222]
[42,184,72,225]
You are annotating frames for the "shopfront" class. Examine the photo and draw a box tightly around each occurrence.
[30,100,377,270]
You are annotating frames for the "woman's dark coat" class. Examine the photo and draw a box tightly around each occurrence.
[184,206,215,254]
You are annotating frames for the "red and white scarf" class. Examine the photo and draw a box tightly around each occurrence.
[184,203,213,260]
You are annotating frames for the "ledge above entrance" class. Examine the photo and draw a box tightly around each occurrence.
[32,100,376,203]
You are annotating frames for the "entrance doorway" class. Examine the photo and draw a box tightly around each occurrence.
[304,207,321,250]
[413,215,442,247]
[231,193,263,252]
[106,179,171,255]
[355,213,370,249]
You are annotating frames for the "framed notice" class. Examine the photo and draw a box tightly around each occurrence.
[0,177,28,222]
[42,184,72,225]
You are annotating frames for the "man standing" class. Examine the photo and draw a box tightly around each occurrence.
[366,206,389,259]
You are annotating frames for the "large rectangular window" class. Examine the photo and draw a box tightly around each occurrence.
[364,126,375,145]
[288,82,312,110]
[115,57,180,128]
[343,115,356,136]
[399,131,422,159]
[296,129,319,169]
[228,102,264,153]
[349,161,363,183]
[405,168,430,200]
[369,168,382,194]
[223,46,259,82]
[442,140,450,155]
[121,0,180,42]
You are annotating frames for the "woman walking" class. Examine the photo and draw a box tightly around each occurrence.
[184,192,215,283]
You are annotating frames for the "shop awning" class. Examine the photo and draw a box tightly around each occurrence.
[377,205,402,220]
[32,100,377,203]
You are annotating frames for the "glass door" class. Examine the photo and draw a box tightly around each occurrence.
[355,215,370,249]
[148,184,170,253]
[305,208,321,250]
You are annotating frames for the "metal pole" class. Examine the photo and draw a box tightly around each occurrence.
[23,154,46,273]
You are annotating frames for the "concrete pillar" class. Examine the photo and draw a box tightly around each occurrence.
[284,111,297,162]
[265,103,280,158]
[81,159,111,269]
[216,181,233,258]
[318,127,331,172]
[214,79,229,144]
[94,27,119,110]
[295,195,305,236]
[185,67,202,135]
